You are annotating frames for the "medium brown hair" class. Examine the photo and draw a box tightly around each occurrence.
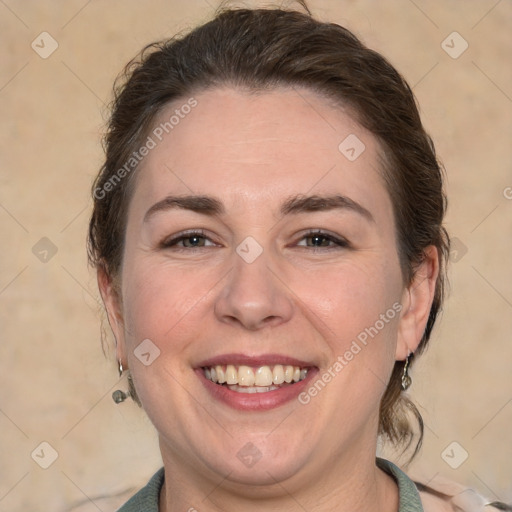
[88,5,449,458]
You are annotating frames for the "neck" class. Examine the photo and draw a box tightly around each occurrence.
[158,443,399,512]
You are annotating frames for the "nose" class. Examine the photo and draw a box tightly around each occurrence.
[214,247,294,331]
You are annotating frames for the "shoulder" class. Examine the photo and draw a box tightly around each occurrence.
[418,489,457,512]
[116,467,165,512]
[378,459,509,512]
[67,469,164,512]
[415,475,508,512]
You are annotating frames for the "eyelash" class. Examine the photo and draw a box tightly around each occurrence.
[295,230,350,250]
[160,229,350,251]
[160,229,213,250]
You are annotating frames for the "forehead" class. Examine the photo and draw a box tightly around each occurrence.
[129,87,390,217]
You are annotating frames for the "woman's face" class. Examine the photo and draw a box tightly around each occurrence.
[102,87,434,490]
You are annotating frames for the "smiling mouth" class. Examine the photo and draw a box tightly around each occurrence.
[202,364,309,393]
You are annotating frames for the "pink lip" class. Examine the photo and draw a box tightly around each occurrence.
[195,356,318,411]
[196,353,315,368]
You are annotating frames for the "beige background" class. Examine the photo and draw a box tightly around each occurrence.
[0,1,511,510]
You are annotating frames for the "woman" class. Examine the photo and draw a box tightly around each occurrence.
[87,3,506,511]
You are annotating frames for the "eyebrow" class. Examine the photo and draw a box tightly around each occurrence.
[280,194,374,222]
[143,193,374,223]
[144,195,224,222]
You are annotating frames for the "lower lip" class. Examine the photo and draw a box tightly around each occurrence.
[196,368,317,411]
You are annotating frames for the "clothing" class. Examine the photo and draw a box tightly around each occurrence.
[377,458,424,512]
[116,458,423,511]
[117,466,164,512]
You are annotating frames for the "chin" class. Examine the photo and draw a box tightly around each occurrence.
[199,433,314,488]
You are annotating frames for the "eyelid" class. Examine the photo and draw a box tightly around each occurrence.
[159,228,350,251]
[159,229,218,249]
[293,229,350,248]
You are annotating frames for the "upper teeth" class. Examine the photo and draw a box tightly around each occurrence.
[204,364,308,386]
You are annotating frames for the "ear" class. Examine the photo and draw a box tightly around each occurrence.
[97,266,127,366]
[396,246,440,361]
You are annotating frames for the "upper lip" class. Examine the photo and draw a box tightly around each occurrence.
[196,353,316,368]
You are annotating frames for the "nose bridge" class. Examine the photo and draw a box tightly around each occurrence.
[214,237,293,330]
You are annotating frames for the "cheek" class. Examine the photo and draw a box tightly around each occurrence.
[289,256,403,350]
[120,258,214,352]
[119,259,217,412]
[291,259,403,421]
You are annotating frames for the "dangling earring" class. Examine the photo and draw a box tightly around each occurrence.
[112,359,131,404]
[401,354,412,391]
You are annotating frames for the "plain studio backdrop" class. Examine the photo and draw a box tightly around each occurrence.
[0,1,511,511]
